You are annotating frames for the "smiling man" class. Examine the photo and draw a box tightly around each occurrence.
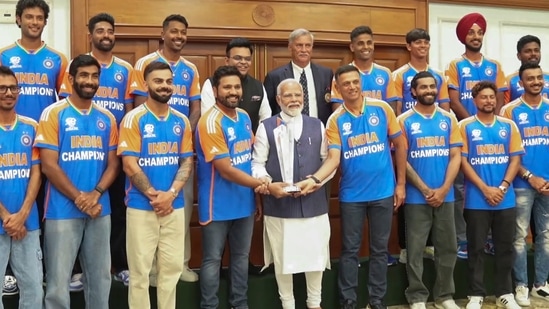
[201,37,271,133]
[264,29,333,124]
[330,26,398,112]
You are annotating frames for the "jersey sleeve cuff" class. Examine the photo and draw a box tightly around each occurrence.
[118,151,140,157]
[189,95,201,102]
[34,143,59,152]
[131,90,147,97]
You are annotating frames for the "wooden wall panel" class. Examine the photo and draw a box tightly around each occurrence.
[430,0,549,10]
[71,0,427,268]
[71,0,427,57]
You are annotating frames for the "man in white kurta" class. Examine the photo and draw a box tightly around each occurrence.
[252,79,331,309]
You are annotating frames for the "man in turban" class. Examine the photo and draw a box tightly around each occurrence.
[444,12,508,262]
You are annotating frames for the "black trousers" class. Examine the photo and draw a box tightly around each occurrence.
[110,170,128,272]
[464,208,516,297]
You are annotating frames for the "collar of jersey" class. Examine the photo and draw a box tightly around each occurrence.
[520,97,543,110]
[408,63,430,73]
[0,115,18,131]
[16,40,46,55]
[351,61,374,75]
[156,50,180,66]
[89,52,114,69]
[412,106,437,119]
[462,54,485,67]
[144,103,171,121]
[474,114,496,127]
[66,98,93,116]
[342,97,366,118]
[214,104,239,122]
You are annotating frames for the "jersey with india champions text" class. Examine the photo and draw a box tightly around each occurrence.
[131,51,200,116]
[59,54,134,124]
[117,104,193,211]
[398,107,462,204]
[0,116,40,234]
[326,98,402,202]
[392,64,450,114]
[501,97,549,188]
[446,56,507,116]
[196,106,255,224]
[34,99,118,219]
[504,71,549,103]
[331,62,398,104]
[459,116,524,210]
[0,42,68,121]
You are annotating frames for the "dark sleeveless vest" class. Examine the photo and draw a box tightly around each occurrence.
[261,114,328,218]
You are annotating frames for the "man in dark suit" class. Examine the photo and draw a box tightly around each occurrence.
[264,28,334,124]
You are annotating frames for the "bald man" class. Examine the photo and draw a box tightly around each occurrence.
[444,12,508,260]
[252,78,331,309]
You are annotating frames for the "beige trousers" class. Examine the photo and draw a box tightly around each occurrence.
[126,207,185,309]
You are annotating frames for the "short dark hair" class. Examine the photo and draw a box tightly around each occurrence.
[88,13,115,33]
[335,65,360,82]
[350,26,373,42]
[411,71,436,90]
[225,37,253,57]
[472,81,497,98]
[519,62,542,80]
[162,14,188,29]
[69,54,100,77]
[16,0,49,26]
[406,28,430,44]
[211,65,242,88]
[143,61,172,80]
[0,66,17,81]
[517,35,541,53]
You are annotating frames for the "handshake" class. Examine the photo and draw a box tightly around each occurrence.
[254,176,322,199]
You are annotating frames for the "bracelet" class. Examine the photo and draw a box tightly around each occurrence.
[94,186,105,195]
[308,175,321,184]
[502,179,511,186]
[169,187,177,198]
[522,171,532,181]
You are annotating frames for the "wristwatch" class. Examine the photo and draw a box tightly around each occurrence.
[498,185,508,194]
[169,187,177,198]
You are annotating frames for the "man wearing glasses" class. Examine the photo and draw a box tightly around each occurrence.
[201,37,271,133]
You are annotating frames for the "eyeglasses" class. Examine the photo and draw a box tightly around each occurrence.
[0,86,20,94]
[230,55,252,62]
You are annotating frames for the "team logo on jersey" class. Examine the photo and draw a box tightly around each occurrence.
[43,58,54,69]
[410,122,422,134]
[182,71,190,81]
[499,128,508,139]
[516,81,524,91]
[9,56,21,69]
[518,113,529,124]
[485,67,494,77]
[544,113,549,122]
[471,129,482,141]
[173,124,182,136]
[114,72,124,83]
[97,119,106,131]
[406,76,413,87]
[375,76,385,86]
[462,67,472,78]
[368,115,380,126]
[20,133,32,146]
[439,121,448,131]
[65,117,78,131]
[544,81,549,89]
[342,122,352,135]
[144,124,156,138]
[227,127,236,141]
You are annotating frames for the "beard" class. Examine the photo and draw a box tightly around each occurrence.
[477,105,495,114]
[465,42,482,53]
[416,94,436,106]
[149,89,172,104]
[93,39,115,52]
[218,95,240,109]
[72,81,98,100]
